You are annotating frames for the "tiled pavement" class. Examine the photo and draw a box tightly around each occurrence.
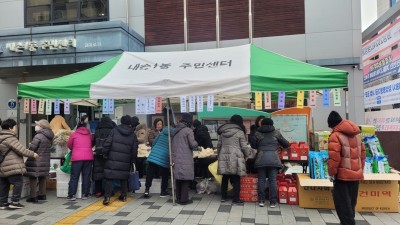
[0,191,400,225]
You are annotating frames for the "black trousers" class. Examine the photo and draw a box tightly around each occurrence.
[104,179,128,198]
[68,160,93,197]
[175,180,191,203]
[0,175,23,204]
[333,180,359,225]
[221,175,240,202]
[145,162,169,192]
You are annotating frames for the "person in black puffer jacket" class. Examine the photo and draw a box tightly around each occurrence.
[251,118,290,208]
[102,115,138,205]
[192,120,213,149]
[25,119,54,203]
[93,117,115,198]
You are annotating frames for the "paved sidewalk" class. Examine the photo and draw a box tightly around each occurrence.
[0,191,399,225]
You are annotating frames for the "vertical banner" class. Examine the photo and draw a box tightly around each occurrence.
[38,99,45,114]
[278,91,285,109]
[180,96,187,113]
[296,90,304,108]
[64,99,70,115]
[309,90,317,108]
[264,92,271,109]
[135,98,141,114]
[197,96,204,112]
[45,99,52,115]
[333,88,341,106]
[189,96,196,112]
[149,97,156,114]
[54,99,60,115]
[145,98,151,114]
[31,99,37,114]
[23,99,30,114]
[207,94,214,112]
[155,97,163,114]
[323,89,330,107]
[255,92,262,110]
[108,99,114,114]
[102,99,109,114]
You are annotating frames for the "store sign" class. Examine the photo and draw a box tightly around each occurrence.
[5,38,76,53]
[365,109,400,131]
[364,78,400,108]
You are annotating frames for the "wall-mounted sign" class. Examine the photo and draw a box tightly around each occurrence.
[5,39,76,53]
[7,99,16,109]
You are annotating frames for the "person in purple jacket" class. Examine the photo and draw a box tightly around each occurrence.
[67,116,93,201]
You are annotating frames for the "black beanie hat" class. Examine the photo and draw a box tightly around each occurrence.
[261,118,274,126]
[131,116,140,128]
[193,119,201,128]
[327,111,342,128]
[121,115,132,126]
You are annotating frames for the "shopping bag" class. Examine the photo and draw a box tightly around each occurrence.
[208,160,233,191]
[60,151,72,174]
[128,163,141,191]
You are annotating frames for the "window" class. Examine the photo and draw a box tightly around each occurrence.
[25,0,108,27]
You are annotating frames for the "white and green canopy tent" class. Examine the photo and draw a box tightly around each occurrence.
[17,44,348,204]
[18,44,348,100]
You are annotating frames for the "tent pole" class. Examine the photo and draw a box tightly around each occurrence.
[17,97,21,139]
[166,98,176,205]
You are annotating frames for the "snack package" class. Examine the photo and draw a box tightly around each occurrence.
[363,157,373,174]
[312,153,322,179]
[373,156,387,174]
[383,155,391,173]
[364,135,385,157]
[320,151,329,179]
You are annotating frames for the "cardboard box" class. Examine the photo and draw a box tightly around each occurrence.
[357,174,400,212]
[47,178,57,190]
[296,173,400,212]
[297,173,334,209]
[311,131,330,150]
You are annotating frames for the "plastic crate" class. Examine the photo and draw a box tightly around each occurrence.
[56,169,82,198]
[57,181,82,198]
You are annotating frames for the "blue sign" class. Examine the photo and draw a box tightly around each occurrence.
[7,99,16,109]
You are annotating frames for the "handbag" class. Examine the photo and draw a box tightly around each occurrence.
[128,163,141,191]
[60,151,72,174]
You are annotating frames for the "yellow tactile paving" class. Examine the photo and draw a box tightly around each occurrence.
[54,195,134,225]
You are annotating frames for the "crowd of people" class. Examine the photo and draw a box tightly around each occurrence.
[0,110,366,225]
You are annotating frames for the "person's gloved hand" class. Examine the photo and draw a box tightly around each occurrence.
[329,175,335,182]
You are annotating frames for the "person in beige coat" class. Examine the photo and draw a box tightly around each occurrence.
[50,115,71,135]
[0,119,39,209]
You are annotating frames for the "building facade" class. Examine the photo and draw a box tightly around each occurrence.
[0,0,364,142]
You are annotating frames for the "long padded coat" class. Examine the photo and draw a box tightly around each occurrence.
[103,124,138,180]
[171,123,198,180]
[25,128,54,177]
[93,119,114,181]
[217,123,252,177]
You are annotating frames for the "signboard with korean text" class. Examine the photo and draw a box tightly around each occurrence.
[365,108,400,131]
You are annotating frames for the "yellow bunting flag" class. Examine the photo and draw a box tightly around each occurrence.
[297,90,304,108]
[255,92,262,110]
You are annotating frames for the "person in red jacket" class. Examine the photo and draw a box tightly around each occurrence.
[327,111,366,225]
[67,116,93,201]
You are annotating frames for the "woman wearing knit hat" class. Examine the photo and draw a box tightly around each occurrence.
[25,119,54,203]
[327,111,366,225]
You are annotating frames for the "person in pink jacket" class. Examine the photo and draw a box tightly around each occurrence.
[66,116,93,201]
